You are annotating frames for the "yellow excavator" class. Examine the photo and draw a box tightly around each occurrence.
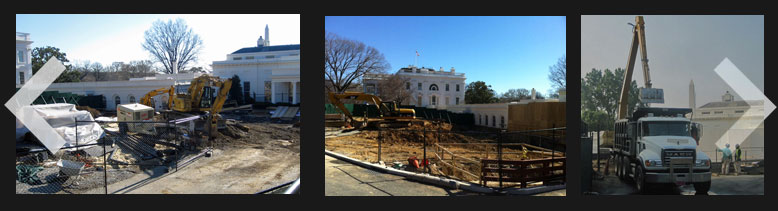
[328,92,419,128]
[140,86,175,110]
[137,74,233,137]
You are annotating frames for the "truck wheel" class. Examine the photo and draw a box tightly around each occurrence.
[620,156,629,180]
[694,181,711,194]
[636,165,648,194]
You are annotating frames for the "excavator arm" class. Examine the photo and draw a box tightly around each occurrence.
[210,78,232,115]
[618,16,662,120]
[328,92,385,124]
[140,86,175,109]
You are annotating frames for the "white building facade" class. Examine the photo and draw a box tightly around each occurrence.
[43,73,204,111]
[16,32,33,88]
[364,65,465,109]
[211,25,300,104]
[691,91,765,161]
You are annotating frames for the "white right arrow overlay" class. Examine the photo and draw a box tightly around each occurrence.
[713,57,773,150]
[7,58,68,153]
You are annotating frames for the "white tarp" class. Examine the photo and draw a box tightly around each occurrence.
[17,104,104,153]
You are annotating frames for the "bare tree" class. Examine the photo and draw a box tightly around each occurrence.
[71,60,104,82]
[142,18,203,74]
[375,73,412,105]
[325,32,389,93]
[548,54,566,91]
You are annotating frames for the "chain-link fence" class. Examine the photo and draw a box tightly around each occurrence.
[16,117,205,194]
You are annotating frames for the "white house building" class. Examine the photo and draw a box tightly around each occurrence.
[691,89,765,161]
[364,65,465,109]
[211,25,301,104]
[44,73,205,111]
[16,32,33,88]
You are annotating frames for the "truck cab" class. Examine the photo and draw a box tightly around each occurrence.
[614,107,711,194]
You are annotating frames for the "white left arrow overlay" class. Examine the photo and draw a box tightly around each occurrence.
[7,58,68,153]
[713,57,773,150]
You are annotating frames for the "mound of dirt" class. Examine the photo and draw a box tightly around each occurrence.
[215,121,300,149]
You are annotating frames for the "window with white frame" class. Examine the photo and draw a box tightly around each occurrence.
[19,72,24,85]
[446,84,449,91]
[429,84,438,91]
[417,83,422,91]
[456,84,460,92]
[17,50,24,63]
[455,97,460,105]
[115,96,121,106]
[431,96,436,105]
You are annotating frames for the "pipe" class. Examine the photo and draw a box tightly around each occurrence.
[283,178,300,194]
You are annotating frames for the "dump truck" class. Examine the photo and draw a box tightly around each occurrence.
[612,16,711,194]
[613,108,710,193]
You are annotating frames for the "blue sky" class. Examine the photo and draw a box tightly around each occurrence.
[16,14,300,69]
[325,16,566,96]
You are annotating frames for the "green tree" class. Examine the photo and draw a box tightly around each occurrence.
[31,46,79,83]
[465,81,497,104]
[582,110,610,132]
[581,68,645,129]
[227,75,244,105]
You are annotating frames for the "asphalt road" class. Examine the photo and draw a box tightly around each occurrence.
[324,155,475,196]
[591,173,764,195]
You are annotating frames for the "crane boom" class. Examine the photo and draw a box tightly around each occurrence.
[618,16,661,120]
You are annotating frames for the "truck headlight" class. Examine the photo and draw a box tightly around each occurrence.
[644,159,661,167]
[695,159,710,167]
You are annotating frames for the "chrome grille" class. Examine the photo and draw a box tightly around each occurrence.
[662,149,695,168]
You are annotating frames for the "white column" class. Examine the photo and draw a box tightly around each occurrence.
[292,80,298,104]
[271,81,277,104]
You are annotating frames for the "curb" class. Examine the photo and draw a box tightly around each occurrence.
[326,150,566,195]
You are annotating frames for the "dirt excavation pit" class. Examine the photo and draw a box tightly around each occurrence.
[326,120,565,185]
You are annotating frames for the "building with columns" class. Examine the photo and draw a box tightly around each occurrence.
[363,65,465,109]
[212,25,301,104]
[16,32,33,88]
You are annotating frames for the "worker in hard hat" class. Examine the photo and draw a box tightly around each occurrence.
[718,143,732,175]
[734,144,742,176]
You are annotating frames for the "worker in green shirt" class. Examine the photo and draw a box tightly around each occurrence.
[734,144,742,176]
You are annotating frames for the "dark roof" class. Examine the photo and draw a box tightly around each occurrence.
[231,44,300,54]
[699,100,763,108]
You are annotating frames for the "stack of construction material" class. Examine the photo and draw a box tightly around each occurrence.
[18,103,104,153]
[271,106,299,119]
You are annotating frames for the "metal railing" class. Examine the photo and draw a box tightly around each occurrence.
[368,124,565,190]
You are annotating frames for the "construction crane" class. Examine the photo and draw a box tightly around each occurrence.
[328,92,418,128]
[617,16,664,120]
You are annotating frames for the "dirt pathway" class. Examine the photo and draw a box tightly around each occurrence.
[125,146,299,194]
